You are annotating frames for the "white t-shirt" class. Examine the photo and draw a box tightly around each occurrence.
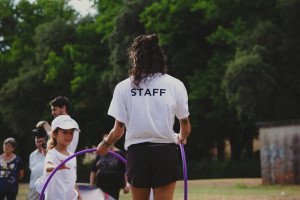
[44,148,78,200]
[29,149,45,188]
[50,115,79,153]
[108,73,189,150]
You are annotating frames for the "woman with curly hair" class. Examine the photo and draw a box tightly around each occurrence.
[96,33,191,200]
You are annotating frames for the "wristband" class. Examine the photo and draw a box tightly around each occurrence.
[101,139,112,149]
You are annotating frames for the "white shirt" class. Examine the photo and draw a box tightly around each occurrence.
[51,115,79,153]
[108,73,189,150]
[29,149,45,188]
[44,148,78,200]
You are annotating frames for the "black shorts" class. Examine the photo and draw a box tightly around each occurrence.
[126,142,179,188]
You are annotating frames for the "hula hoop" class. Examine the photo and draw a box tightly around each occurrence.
[39,145,188,200]
[180,143,188,200]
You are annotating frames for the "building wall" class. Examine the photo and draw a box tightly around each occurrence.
[259,125,300,185]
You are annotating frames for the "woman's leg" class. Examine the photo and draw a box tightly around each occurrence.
[130,186,151,200]
[153,181,176,200]
[5,191,17,200]
[0,193,5,200]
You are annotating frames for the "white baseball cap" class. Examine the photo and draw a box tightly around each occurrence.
[51,115,80,132]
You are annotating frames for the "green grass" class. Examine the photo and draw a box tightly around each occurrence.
[17,178,300,200]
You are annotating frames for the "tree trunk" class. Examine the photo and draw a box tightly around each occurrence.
[217,139,225,161]
[229,133,243,161]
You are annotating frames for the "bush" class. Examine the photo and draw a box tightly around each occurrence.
[235,182,248,188]
[181,159,261,180]
[77,159,94,183]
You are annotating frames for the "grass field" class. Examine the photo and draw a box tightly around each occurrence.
[17,178,300,200]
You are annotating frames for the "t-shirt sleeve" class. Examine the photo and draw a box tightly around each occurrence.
[45,150,55,164]
[175,81,190,119]
[107,83,128,123]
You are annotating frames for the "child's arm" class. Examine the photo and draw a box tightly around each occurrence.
[90,171,95,185]
[75,184,82,200]
[45,160,70,172]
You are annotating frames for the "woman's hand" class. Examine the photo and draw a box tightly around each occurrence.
[77,194,82,200]
[95,141,109,155]
[95,120,125,155]
[175,133,187,145]
[123,186,130,194]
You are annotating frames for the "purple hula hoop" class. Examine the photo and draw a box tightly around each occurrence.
[180,143,188,200]
[39,145,188,200]
[38,149,125,200]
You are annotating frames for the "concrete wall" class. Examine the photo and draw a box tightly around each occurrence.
[259,124,300,185]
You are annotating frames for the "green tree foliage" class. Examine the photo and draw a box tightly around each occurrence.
[224,0,300,121]
[0,0,17,52]
[94,0,123,41]
[0,0,77,165]
[34,17,76,65]
[0,0,300,174]
[66,16,113,148]
[140,0,213,81]
[107,0,153,89]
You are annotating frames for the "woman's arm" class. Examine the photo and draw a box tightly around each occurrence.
[19,169,24,180]
[123,173,130,194]
[95,120,125,155]
[178,117,191,144]
[90,171,95,185]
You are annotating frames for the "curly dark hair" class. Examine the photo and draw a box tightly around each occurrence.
[128,34,167,87]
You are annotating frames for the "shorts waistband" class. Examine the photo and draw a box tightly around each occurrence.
[128,142,177,149]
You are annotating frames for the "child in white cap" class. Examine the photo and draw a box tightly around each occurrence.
[43,115,82,200]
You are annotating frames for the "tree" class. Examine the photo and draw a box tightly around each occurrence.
[0,0,78,165]
[224,0,300,121]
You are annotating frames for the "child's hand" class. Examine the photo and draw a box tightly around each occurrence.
[58,160,70,170]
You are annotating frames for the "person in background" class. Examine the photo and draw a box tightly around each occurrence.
[95,34,191,200]
[27,121,48,200]
[0,138,24,200]
[90,134,130,200]
[50,96,80,153]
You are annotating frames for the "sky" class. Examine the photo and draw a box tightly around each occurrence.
[68,0,97,16]
[14,0,97,17]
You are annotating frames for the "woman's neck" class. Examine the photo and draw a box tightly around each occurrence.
[54,144,69,156]
[4,152,14,157]
[2,152,16,161]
